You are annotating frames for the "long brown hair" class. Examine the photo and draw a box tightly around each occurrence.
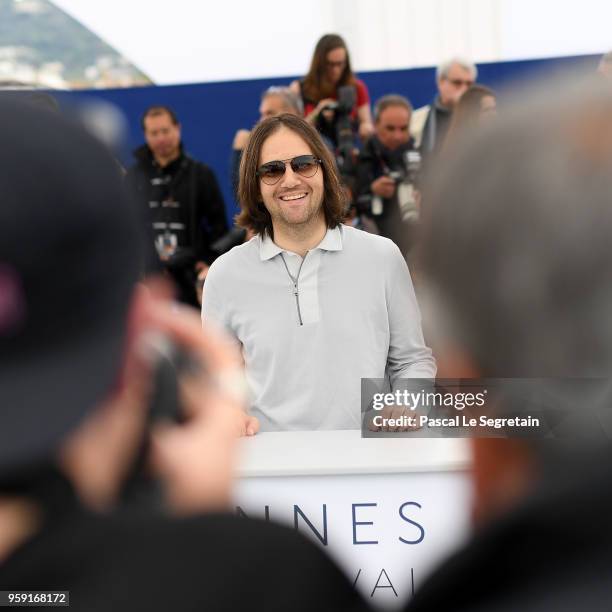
[302,34,356,102]
[236,114,347,238]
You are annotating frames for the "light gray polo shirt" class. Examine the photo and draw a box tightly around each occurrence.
[202,224,436,431]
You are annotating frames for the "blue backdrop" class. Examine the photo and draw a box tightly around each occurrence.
[54,53,597,224]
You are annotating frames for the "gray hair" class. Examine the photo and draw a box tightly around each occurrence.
[373,94,412,122]
[436,57,478,81]
[420,74,612,377]
[261,86,303,115]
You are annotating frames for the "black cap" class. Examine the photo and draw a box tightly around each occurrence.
[0,98,143,477]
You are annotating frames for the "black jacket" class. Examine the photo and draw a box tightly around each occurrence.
[419,98,452,159]
[126,145,228,272]
[353,136,416,247]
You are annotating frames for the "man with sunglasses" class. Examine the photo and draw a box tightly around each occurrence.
[411,58,477,158]
[202,114,436,432]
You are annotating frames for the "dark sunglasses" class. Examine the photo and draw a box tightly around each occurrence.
[256,155,322,185]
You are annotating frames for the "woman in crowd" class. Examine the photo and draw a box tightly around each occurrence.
[290,33,374,146]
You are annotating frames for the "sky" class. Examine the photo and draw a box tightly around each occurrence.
[52,0,612,85]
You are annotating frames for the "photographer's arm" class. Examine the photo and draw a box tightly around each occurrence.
[357,103,375,140]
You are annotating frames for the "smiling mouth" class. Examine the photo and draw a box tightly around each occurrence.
[279,193,307,202]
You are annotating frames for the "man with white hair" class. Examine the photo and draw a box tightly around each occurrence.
[411,57,477,155]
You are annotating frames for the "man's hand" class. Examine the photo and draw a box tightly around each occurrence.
[371,175,396,199]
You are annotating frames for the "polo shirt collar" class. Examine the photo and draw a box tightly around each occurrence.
[259,225,344,261]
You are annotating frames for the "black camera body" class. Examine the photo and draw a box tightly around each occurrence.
[403,149,421,185]
[387,169,404,184]
[318,85,357,182]
[355,146,422,222]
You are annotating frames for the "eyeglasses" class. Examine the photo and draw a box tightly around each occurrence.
[448,78,474,88]
[256,155,322,185]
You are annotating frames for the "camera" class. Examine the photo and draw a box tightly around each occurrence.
[387,170,403,184]
[382,151,421,186]
[210,227,247,256]
[334,85,357,178]
[356,148,422,222]
[396,150,421,223]
[317,85,357,182]
[403,150,421,185]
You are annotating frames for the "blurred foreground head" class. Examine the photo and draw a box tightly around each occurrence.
[0,98,143,478]
[421,74,612,378]
[409,79,612,612]
[420,73,612,527]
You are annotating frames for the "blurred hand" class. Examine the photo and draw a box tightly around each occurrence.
[143,301,257,513]
[371,175,396,199]
[232,129,251,151]
[60,289,257,514]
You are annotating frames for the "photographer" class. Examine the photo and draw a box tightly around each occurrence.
[289,34,374,148]
[0,99,368,612]
[126,105,228,308]
[354,95,420,253]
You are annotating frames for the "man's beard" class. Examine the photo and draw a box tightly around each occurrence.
[272,197,324,232]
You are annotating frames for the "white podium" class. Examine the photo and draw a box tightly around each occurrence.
[235,431,472,609]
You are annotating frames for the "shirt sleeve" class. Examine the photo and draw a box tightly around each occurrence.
[201,260,245,362]
[385,244,437,384]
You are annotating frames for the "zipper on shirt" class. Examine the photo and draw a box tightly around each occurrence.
[280,253,307,326]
